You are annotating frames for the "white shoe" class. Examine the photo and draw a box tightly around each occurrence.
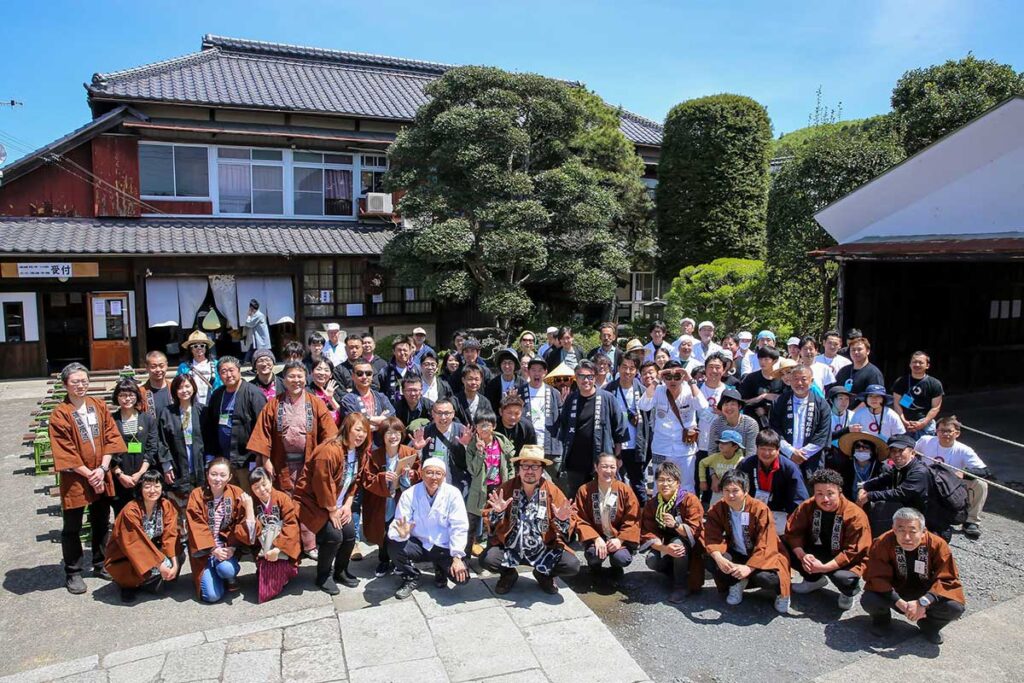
[792,576,827,594]
[774,595,791,614]
[837,593,854,610]
[726,579,748,605]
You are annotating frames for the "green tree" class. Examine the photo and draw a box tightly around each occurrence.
[766,128,904,334]
[892,54,1024,155]
[664,258,789,337]
[382,67,652,327]
[656,94,772,279]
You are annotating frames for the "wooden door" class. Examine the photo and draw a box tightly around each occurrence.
[86,292,131,370]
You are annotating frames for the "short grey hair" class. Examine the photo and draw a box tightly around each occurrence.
[218,355,241,371]
[892,507,926,527]
[60,362,89,385]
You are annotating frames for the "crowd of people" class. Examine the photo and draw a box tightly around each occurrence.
[49,317,991,645]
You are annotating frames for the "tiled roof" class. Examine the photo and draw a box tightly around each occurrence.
[0,217,394,256]
[88,35,662,146]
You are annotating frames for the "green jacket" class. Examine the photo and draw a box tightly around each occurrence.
[465,431,515,515]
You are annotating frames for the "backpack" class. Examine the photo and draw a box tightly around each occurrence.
[925,462,969,528]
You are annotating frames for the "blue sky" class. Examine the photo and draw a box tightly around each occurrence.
[1,0,1022,163]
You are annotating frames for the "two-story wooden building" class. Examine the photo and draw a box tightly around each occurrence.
[0,35,663,377]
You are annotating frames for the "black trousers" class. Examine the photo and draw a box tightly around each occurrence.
[315,520,356,585]
[619,448,648,506]
[646,537,693,588]
[479,544,580,578]
[62,498,112,576]
[861,590,965,634]
[787,547,861,596]
[710,551,781,594]
[565,470,591,499]
[388,536,469,584]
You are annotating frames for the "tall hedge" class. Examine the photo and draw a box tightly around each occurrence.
[655,94,772,279]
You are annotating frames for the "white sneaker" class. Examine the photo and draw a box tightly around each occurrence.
[774,595,791,614]
[837,593,854,610]
[792,576,827,594]
[726,579,748,605]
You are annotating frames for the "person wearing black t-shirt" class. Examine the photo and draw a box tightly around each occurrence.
[891,351,944,439]
[834,337,884,406]
[495,393,537,456]
[738,346,784,429]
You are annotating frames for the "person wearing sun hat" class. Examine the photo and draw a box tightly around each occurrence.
[177,330,221,408]
[480,444,580,595]
[832,430,889,500]
[850,384,906,441]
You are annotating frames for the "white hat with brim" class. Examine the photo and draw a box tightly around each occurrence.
[185,330,213,348]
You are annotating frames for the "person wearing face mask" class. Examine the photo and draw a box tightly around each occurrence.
[736,331,757,377]
[783,468,871,610]
[640,461,705,603]
[858,434,930,536]
[185,457,255,602]
[360,416,420,578]
[833,433,888,502]
[861,507,965,644]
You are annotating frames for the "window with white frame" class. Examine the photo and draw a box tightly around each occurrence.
[293,152,354,217]
[139,144,209,197]
[216,148,284,215]
[360,154,388,196]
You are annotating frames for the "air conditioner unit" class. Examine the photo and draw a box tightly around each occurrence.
[366,192,393,214]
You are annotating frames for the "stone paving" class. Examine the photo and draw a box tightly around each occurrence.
[0,571,651,683]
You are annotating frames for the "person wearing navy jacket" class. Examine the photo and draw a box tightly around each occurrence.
[738,429,809,531]
[604,354,650,505]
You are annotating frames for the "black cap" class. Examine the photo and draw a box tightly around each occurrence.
[887,433,916,449]
[527,356,548,369]
[845,327,863,339]
[719,388,743,406]
[827,385,853,400]
[661,359,683,370]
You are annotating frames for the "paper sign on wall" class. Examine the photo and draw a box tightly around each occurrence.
[110,300,123,316]
[345,303,364,317]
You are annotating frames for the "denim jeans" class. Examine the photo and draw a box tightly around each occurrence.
[200,556,240,603]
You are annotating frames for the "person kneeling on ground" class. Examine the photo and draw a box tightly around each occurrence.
[185,457,255,603]
[573,453,641,583]
[388,457,471,599]
[640,461,705,604]
[248,467,301,603]
[861,507,965,645]
[705,469,792,614]
[105,470,180,603]
[784,468,871,610]
[480,445,580,595]
[915,416,990,540]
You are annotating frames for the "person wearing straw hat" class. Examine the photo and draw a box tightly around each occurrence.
[480,444,579,595]
[769,365,832,476]
[851,384,906,441]
[915,416,990,540]
[543,361,576,398]
[833,430,888,501]
[177,330,221,408]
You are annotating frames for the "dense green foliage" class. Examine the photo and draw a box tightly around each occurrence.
[655,94,772,279]
[772,115,897,158]
[892,55,1024,154]
[381,66,652,327]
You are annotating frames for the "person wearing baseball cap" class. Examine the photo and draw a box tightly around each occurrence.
[697,428,747,508]
[479,445,580,595]
[538,327,560,359]
[856,432,930,537]
[692,320,723,364]
[736,331,757,376]
[410,326,435,368]
[786,337,801,360]
[323,323,347,366]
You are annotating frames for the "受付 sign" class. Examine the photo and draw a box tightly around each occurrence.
[17,262,72,278]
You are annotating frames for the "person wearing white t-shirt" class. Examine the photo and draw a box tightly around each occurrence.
[637,360,709,493]
[517,358,563,480]
[644,321,676,363]
[815,331,851,375]
[672,335,702,374]
[696,353,729,454]
[915,416,989,539]
[797,336,836,394]
[850,385,905,441]
[692,321,724,364]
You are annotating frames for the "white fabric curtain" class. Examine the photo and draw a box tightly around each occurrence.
[177,278,210,330]
[218,164,251,213]
[236,276,295,325]
[145,278,180,327]
[209,275,239,329]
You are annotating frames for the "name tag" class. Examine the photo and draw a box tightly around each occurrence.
[914,560,926,574]
[184,432,193,446]
[86,412,98,425]
[431,450,446,461]
[127,441,142,454]
[844,379,853,391]
[754,489,771,503]
[740,511,750,525]
[899,393,914,409]
[536,504,547,519]
[218,413,231,427]
[607,492,618,507]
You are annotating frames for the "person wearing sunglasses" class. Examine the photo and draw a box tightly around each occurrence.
[638,360,709,495]
[556,360,631,496]
[339,359,396,437]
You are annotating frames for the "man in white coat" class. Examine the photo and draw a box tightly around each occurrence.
[638,360,709,493]
[387,458,471,599]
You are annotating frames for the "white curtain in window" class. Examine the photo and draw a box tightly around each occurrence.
[145,278,180,327]
[236,276,295,325]
[177,278,210,331]
[209,275,239,329]
[218,164,251,213]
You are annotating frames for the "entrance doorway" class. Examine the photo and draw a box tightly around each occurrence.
[43,291,88,373]
[87,292,132,370]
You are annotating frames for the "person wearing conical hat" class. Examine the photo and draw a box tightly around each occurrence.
[177,330,221,408]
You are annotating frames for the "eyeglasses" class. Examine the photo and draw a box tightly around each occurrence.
[661,372,683,381]
[434,410,455,417]
[354,371,374,377]
[522,337,535,343]
[519,464,543,471]
[655,477,678,484]
[576,374,595,382]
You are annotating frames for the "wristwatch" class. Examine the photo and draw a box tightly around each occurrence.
[918,595,932,607]
[101,464,110,472]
